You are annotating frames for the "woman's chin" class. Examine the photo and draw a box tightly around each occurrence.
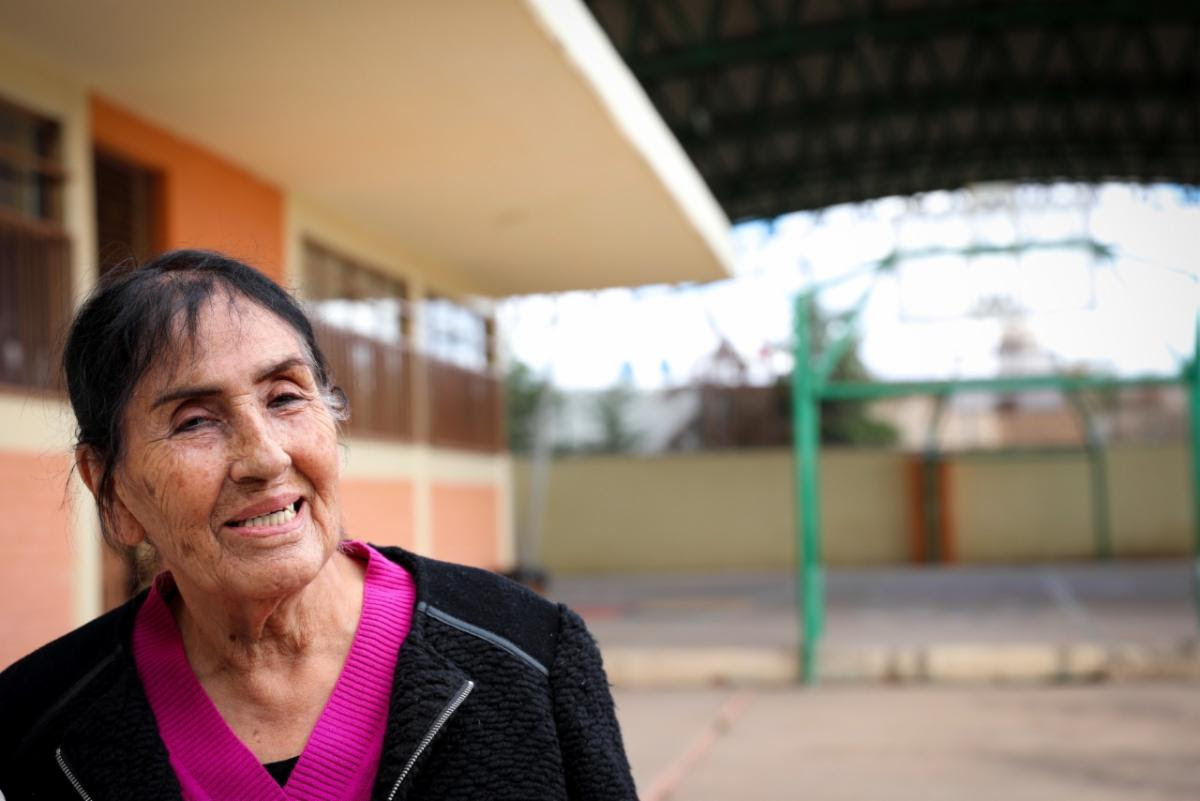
[219,553,329,603]
[210,529,338,602]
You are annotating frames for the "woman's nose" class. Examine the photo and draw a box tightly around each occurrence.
[229,411,291,482]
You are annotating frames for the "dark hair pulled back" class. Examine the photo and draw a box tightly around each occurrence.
[63,249,346,544]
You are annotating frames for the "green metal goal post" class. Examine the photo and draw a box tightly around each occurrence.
[790,292,1200,685]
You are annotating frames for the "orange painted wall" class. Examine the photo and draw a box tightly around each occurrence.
[0,451,76,669]
[339,478,415,551]
[90,96,285,281]
[431,483,498,569]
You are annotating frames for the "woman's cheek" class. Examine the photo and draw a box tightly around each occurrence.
[149,443,225,527]
[296,412,340,477]
[120,443,175,511]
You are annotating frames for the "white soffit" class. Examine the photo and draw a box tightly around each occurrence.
[0,0,732,296]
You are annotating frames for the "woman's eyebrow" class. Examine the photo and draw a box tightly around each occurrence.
[254,356,310,383]
[150,385,221,411]
[150,357,310,410]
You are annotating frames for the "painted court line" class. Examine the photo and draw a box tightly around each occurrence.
[642,689,755,801]
[1040,568,1094,629]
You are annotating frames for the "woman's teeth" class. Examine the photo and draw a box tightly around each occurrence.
[236,501,299,528]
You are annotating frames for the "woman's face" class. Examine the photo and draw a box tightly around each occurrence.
[105,294,343,603]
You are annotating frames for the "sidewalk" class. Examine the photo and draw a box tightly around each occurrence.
[548,559,1200,685]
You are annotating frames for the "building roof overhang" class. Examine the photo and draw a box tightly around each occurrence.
[0,0,732,295]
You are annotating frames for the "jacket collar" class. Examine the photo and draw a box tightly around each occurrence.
[56,647,180,800]
[371,606,473,800]
[371,547,475,800]
[57,548,472,801]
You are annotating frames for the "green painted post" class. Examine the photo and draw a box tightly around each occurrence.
[1190,314,1200,633]
[792,293,824,684]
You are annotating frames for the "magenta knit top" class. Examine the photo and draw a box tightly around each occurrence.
[132,541,415,801]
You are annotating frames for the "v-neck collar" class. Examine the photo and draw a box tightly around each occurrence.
[130,542,414,801]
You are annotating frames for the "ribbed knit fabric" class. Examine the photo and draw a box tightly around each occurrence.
[132,541,414,801]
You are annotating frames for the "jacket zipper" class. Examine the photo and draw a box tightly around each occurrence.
[386,679,475,801]
[55,748,94,801]
[52,680,475,801]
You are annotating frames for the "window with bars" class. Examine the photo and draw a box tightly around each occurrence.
[0,97,62,223]
[301,239,413,439]
[94,148,160,275]
[422,294,492,372]
[302,238,408,344]
[298,238,501,450]
[0,96,69,393]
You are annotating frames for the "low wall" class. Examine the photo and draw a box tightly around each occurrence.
[516,444,1193,573]
[517,448,907,573]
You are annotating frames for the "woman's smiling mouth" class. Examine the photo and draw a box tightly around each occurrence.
[227,498,305,533]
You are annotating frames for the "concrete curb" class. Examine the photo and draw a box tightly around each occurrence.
[603,639,1200,687]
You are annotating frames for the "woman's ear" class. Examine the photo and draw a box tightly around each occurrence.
[107,495,148,548]
[75,447,147,548]
[74,445,101,500]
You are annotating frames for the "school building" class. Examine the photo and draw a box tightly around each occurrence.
[0,1,731,667]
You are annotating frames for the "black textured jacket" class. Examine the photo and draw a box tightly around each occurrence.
[0,547,637,800]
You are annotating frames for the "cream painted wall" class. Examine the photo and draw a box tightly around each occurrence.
[518,445,1194,573]
[1109,444,1191,555]
[822,451,911,564]
[955,446,1193,560]
[0,41,101,625]
[522,450,787,573]
[519,449,908,573]
[0,392,74,454]
[954,455,1094,561]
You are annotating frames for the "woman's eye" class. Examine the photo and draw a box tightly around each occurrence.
[174,415,211,433]
[270,392,305,408]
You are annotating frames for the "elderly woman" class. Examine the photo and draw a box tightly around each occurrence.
[0,251,635,800]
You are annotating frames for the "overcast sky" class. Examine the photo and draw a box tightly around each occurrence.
[499,183,1200,390]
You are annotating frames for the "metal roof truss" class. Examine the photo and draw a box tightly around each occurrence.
[586,0,1200,219]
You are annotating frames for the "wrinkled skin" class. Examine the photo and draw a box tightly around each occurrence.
[76,294,363,760]
[96,294,345,606]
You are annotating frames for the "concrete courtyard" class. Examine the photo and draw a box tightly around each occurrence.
[559,558,1200,797]
[552,559,1200,684]
[614,683,1200,801]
